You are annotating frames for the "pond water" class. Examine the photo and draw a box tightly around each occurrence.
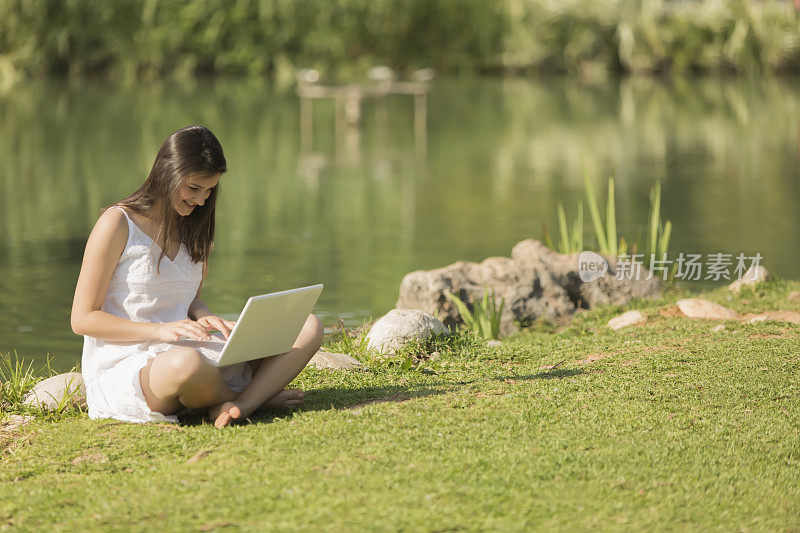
[2,76,799,371]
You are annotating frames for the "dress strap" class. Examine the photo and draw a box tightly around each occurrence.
[108,205,141,243]
[108,205,131,222]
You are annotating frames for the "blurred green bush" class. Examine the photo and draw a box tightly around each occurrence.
[0,0,797,82]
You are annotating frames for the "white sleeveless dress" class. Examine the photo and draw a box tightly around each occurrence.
[81,206,252,423]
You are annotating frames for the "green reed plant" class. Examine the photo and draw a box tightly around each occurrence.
[548,175,671,270]
[583,173,619,258]
[325,318,377,364]
[444,288,504,341]
[556,200,584,254]
[0,352,83,421]
[0,351,42,409]
[647,180,672,265]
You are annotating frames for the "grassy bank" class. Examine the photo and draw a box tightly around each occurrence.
[0,0,798,84]
[2,280,799,529]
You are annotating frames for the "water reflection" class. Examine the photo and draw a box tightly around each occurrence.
[1,76,798,369]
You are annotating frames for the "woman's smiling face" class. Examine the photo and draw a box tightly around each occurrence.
[173,173,220,216]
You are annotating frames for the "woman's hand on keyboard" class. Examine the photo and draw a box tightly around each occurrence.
[153,319,212,342]
[197,315,237,340]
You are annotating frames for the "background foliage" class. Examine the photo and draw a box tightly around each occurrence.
[0,0,798,83]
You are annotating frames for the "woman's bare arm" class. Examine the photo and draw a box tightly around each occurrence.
[71,208,159,342]
[188,277,236,339]
[70,209,209,343]
[188,284,214,321]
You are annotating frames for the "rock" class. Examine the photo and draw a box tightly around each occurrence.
[510,240,581,295]
[22,372,86,410]
[397,239,660,336]
[740,310,800,325]
[366,309,448,355]
[676,298,739,320]
[578,273,660,309]
[710,324,726,332]
[511,240,661,308]
[397,256,574,337]
[607,310,647,331]
[728,265,771,293]
[308,350,363,370]
[486,340,502,347]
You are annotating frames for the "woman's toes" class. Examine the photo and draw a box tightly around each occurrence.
[214,412,231,429]
[212,402,243,428]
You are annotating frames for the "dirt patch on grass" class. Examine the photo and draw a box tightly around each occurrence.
[0,415,31,454]
[198,522,235,531]
[572,341,694,367]
[71,451,109,465]
[746,332,791,339]
[475,389,508,398]
[659,306,684,318]
[346,394,409,414]
[186,450,211,463]
[155,423,183,432]
[1,415,28,433]
[576,353,612,364]
[574,348,636,364]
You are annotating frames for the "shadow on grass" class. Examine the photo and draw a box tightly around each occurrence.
[494,368,587,381]
[178,368,587,426]
[178,383,452,426]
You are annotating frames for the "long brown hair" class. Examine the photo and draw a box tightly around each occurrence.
[105,125,227,274]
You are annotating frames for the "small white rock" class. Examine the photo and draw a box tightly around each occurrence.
[728,265,770,293]
[710,324,726,332]
[308,350,362,370]
[487,340,502,347]
[366,309,448,355]
[22,372,86,410]
[608,310,646,331]
[676,298,739,320]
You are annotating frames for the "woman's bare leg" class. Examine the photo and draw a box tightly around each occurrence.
[210,314,323,428]
[140,347,238,415]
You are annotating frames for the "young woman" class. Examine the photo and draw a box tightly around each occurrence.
[71,125,323,428]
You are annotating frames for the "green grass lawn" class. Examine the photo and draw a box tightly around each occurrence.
[2,281,799,531]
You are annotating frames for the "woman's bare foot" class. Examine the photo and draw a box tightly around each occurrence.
[259,388,305,410]
[208,389,305,428]
[208,401,243,429]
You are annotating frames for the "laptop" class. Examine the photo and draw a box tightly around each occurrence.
[187,284,323,367]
